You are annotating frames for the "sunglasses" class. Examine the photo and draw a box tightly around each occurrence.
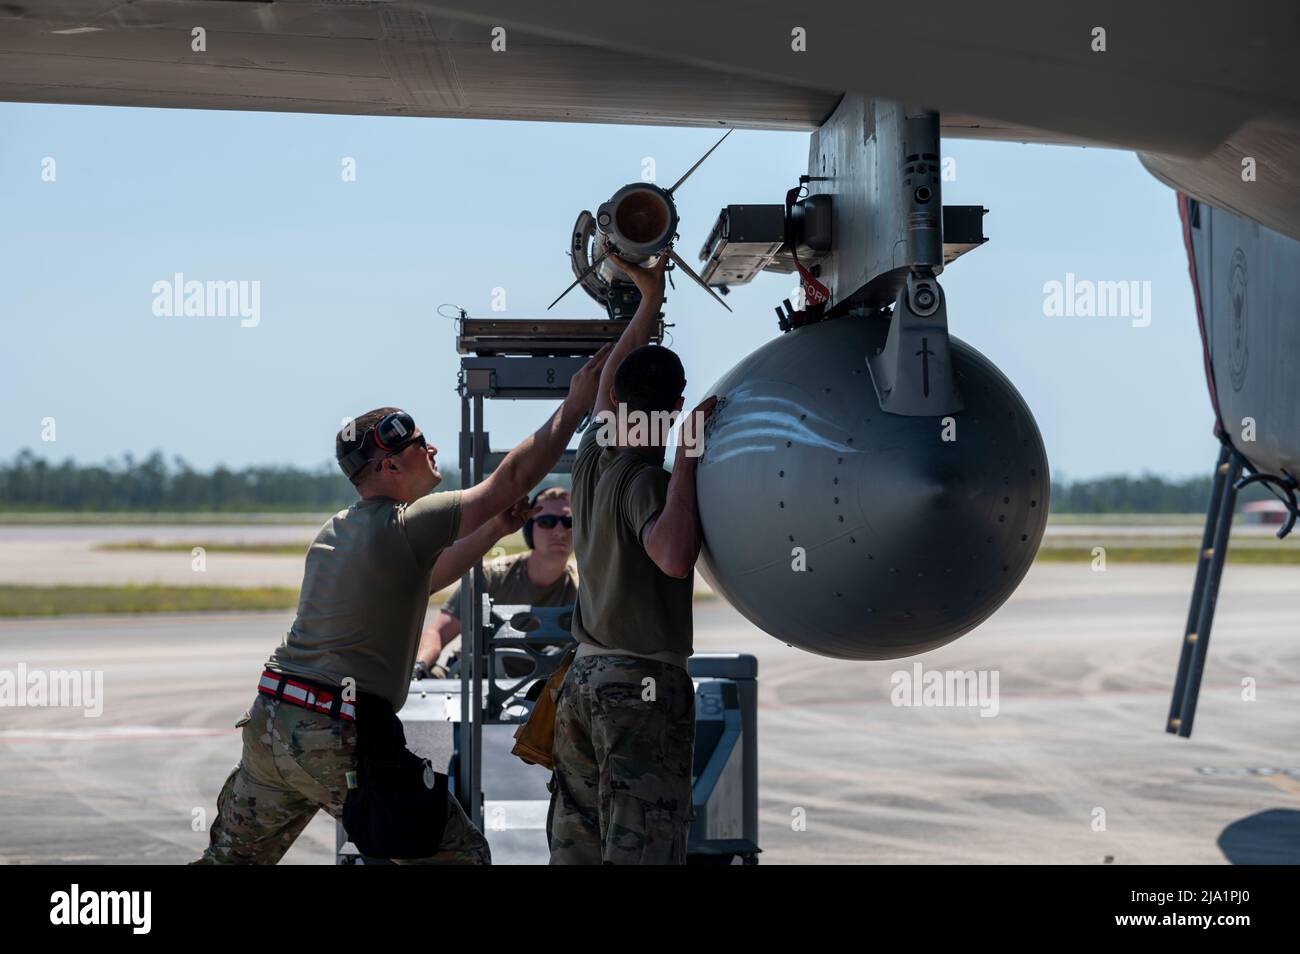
[531,514,572,530]
[372,433,427,472]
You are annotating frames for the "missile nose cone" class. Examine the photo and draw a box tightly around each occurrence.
[697,317,1049,661]
[599,182,679,258]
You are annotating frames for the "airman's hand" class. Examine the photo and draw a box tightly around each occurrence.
[675,395,718,467]
[608,251,669,301]
[566,342,614,412]
[494,496,538,536]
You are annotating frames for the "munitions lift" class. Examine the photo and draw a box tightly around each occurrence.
[448,313,761,863]
[453,315,641,830]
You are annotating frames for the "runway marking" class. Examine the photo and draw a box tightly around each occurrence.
[1261,776,1300,799]
[0,725,230,743]
[757,678,1300,710]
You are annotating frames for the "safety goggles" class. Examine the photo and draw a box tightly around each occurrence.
[381,432,427,457]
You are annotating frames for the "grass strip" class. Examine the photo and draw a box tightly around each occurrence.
[1034,546,1300,564]
[97,539,531,557]
[0,584,301,616]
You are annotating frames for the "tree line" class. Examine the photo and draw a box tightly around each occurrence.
[1051,472,1220,513]
[0,449,1271,514]
[0,449,459,513]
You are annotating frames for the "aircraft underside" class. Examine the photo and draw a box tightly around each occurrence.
[3,0,1297,728]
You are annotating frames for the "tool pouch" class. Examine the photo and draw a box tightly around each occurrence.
[342,691,449,859]
[511,646,577,770]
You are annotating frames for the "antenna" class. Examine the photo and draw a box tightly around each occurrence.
[667,128,734,195]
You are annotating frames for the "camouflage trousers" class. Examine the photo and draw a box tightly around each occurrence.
[549,654,695,865]
[194,694,490,865]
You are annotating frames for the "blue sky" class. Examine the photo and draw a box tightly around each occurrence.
[0,103,1216,482]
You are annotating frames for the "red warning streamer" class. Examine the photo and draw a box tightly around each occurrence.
[786,185,830,307]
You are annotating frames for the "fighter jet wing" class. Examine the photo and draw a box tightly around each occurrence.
[2,1,1297,236]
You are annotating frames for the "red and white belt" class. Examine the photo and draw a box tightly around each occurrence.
[259,670,357,721]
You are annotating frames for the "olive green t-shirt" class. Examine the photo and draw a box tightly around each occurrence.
[267,491,462,711]
[441,552,578,618]
[570,423,694,657]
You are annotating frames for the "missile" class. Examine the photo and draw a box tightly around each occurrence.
[550,130,734,317]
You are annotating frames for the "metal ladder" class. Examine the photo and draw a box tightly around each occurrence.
[1166,442,1244,738]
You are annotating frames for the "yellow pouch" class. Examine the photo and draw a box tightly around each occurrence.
[511,649,575,770]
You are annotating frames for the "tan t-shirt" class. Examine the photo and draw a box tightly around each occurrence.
[570,424,694,657]
[268,491,462,711]
[442,552,578,618]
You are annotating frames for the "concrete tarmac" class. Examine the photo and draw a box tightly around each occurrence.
[1,562,1298,864]
[8,521,1291,588]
